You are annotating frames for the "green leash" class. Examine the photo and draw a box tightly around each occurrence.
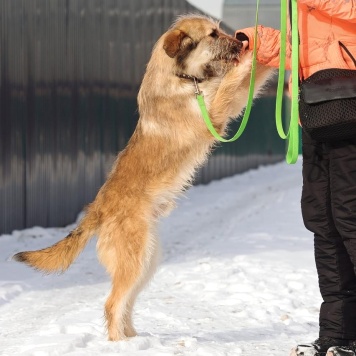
[197,0,300,163]
[196,0,260,143]
[275,0,299,164]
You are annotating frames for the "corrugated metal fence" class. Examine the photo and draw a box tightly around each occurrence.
[0,0,284,234]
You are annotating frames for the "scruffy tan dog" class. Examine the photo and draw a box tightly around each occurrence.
[14,15,272,341]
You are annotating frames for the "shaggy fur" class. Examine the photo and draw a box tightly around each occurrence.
[13,15,273,341]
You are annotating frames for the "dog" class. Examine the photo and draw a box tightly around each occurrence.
[13,15,273,341]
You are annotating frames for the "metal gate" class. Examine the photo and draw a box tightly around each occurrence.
[0,0,284,234]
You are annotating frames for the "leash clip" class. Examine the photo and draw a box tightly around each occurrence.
[193,77,201,96]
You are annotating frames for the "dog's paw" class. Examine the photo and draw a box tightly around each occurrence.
[124,326,138,338]
[236,52,253,72]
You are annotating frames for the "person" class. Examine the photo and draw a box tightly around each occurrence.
[235,1,356,356]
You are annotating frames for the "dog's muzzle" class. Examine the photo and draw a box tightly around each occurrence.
[213,37,244,62]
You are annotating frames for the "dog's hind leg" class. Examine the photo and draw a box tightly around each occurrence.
[98,220,160,341]
[104,274,132,341]
[123,231,161,337]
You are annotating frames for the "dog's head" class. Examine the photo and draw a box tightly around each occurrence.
[162,15,244,78]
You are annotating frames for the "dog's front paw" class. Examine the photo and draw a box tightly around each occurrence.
[236,52,253,72]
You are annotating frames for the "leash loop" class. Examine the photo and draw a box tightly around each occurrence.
[196,0,260,143]
[275,0,299,164]
[197,0,299,164]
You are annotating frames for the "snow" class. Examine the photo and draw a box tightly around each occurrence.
[0,158,321,356]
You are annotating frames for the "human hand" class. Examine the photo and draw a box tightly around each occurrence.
[242,41,249,50]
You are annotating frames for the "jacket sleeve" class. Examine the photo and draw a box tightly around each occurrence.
[299,0,356,22]
[235,26,292,70]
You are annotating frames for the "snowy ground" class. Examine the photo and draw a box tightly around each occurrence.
[0,158,321,356]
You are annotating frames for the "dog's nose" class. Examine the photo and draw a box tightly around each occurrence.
[232,40,244,54]
[235,40,243,49]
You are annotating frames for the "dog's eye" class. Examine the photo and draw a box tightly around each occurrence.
[209,30,219,38]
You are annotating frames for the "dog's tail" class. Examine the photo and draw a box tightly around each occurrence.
[13,213,98,273]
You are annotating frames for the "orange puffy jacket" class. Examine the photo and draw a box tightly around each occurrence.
[236,0,356,80]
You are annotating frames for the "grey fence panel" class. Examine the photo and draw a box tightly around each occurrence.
[0,0,284,234]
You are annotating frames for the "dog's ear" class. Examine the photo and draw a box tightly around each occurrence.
[163,29,187,58]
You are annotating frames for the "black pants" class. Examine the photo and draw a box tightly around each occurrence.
[301,130,356,339]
